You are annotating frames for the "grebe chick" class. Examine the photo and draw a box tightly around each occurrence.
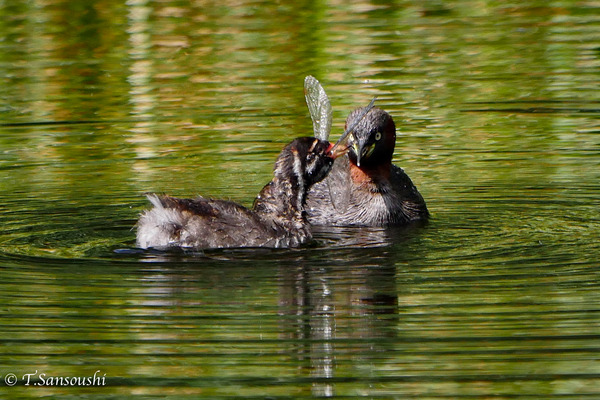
[137,137,343,250]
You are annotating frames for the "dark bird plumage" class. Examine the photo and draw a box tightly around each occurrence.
[137,137,337,249]
[306,107,429,226]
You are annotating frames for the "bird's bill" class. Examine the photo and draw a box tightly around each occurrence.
[326,142,349,159]
[328,97,377,161]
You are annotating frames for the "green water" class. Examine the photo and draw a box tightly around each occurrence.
[1,0,599,398]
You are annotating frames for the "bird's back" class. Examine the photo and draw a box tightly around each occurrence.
[136,195,288,249]
[306,157,428,226]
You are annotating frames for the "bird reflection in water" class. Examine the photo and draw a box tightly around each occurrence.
[277,249,399,397]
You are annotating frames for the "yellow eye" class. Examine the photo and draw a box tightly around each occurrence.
[375,131,382,141]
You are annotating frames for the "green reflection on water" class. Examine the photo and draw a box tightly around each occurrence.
[1,0,600,398]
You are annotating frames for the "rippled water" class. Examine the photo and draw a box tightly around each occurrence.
[1,0,600,398]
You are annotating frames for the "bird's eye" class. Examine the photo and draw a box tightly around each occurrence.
[375,131,382,141]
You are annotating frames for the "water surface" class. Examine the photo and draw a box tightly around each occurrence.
[1,0,599,398]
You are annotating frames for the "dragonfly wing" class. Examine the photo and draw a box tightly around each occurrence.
[304,75,332,140]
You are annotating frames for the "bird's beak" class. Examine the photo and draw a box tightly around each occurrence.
[327,97,377,162]
[353,141,362,167]
[354,140,375,168]
[327,122,354,159]
[326,142,348,159]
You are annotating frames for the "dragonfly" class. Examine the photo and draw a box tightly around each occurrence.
[303,76,377,211]
[303,75,376,154]
[304,75,332,141]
